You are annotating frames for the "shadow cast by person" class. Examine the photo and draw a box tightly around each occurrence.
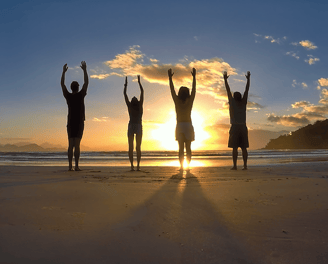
[176,174,258,263]
[102,171,260,264]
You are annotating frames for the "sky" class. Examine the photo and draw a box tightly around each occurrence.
[1,0,328,151]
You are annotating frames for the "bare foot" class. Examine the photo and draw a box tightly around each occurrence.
[242,166,248,170]
[130,167,135,171]
[178,167,183,172]
[68,168,74,171]
[231,166,237,170]
[75,167,81,171]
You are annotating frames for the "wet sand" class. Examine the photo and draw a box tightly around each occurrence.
[1,163,328,263]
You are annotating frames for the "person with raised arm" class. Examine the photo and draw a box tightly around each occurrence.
[168,68,196,171]
[61,61,88,171]
[224,70,250,170]
[124,75,144,171]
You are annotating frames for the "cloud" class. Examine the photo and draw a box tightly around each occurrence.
[305,55,320,65]
[291,40,318,50]
[254,33,285,44]
[268,89,328,127]
[299,40,317,50]
[91,45,241,101]
[318,78,328,87]
[286,51,299,60]
[92,117,109,122]
[292,80,308,89]
[194,36,198,41]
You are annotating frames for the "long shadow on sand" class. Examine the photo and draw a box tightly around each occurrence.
[102,170,259,264]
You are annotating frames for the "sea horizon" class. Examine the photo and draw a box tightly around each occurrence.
[1,149,328,167]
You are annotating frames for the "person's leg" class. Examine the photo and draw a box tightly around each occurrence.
[128,134,135,171]
[242,148,248,170]
[178,140,184,171]
[136,133,142,171]
[73,137,82,171]
[185,141,192,170]
[232,147,238,170]
[68,138,74,171]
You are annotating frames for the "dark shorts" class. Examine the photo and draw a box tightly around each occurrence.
[228,124,249,149]
[127,123,142,137]
[67,122,84,139]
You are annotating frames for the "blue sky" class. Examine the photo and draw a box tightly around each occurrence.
[1,0,328,150]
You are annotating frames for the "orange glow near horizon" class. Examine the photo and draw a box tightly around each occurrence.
[151,111,210,150]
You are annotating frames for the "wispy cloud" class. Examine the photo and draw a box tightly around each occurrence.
[305,55,320,65]
[194,36,198,41]
[253,33,286,44]
[286,51,299,60]
[267,89,328,127]
[317,78,328,90]
[292,80,308,89]
[92,117,109,122]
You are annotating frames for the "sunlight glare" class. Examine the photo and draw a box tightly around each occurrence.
[151,111,210,150]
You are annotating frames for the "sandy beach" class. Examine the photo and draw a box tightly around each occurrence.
[1,163,328,264]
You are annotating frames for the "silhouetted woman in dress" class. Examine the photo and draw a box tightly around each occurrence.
[168,68,196,171]
[124,75,144,171]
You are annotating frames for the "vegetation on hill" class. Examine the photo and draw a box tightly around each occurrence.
[264,119,328,149]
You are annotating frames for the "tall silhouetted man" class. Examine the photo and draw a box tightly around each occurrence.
[61,61,88,171]
[224,71,250,170]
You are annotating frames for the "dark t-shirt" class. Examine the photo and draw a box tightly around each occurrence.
[64,89,87,125]
[128,105,143,124]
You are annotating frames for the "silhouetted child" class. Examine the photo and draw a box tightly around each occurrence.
[61,61,89,171]
[224,71,250,170]
[168,68,196,171]
[124,75,144,171]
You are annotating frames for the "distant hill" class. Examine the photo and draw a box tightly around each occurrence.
[264,119,328,149]
[0,143,66,152]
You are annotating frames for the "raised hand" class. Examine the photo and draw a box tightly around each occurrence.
[124,76,128,87]
[191,68,196,77]
[80,61,87,71]
[168,68,174,78]
[223,71,229,80]
[137,75,141,83]
[245,71,251,79]
[63,63,68,73]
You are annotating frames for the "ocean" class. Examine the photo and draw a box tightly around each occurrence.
[0,149,328,167]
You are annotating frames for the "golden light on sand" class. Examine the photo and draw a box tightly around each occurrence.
[167,159,205,168]
[151,111,210,150]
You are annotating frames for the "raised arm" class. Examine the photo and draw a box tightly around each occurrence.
[223,71,233,102]
[123,77,130,107]
[243,71,251,103]
[137,75,144,105]
[61,64,69,97]
[190,68,196,102]
[168,68,177,102]
[80,61,89,94]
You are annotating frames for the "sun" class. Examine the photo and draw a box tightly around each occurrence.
[151,111,210,150]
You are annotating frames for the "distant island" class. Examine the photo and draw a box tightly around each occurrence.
[264,119,328,149]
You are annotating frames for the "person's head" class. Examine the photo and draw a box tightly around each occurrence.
[178,86,190,102]
[233,91,242,102]
[70,81,79,93]
[131,96,140,110]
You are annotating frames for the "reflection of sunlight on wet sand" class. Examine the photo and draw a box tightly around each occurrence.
[167,159,205,168]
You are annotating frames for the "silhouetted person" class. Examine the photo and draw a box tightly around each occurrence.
[168,68,196,171]
[124,75,144,171]
[61,61,89,171]
[224,71,250,170]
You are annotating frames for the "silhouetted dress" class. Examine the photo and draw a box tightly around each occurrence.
[127,104,143,136]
